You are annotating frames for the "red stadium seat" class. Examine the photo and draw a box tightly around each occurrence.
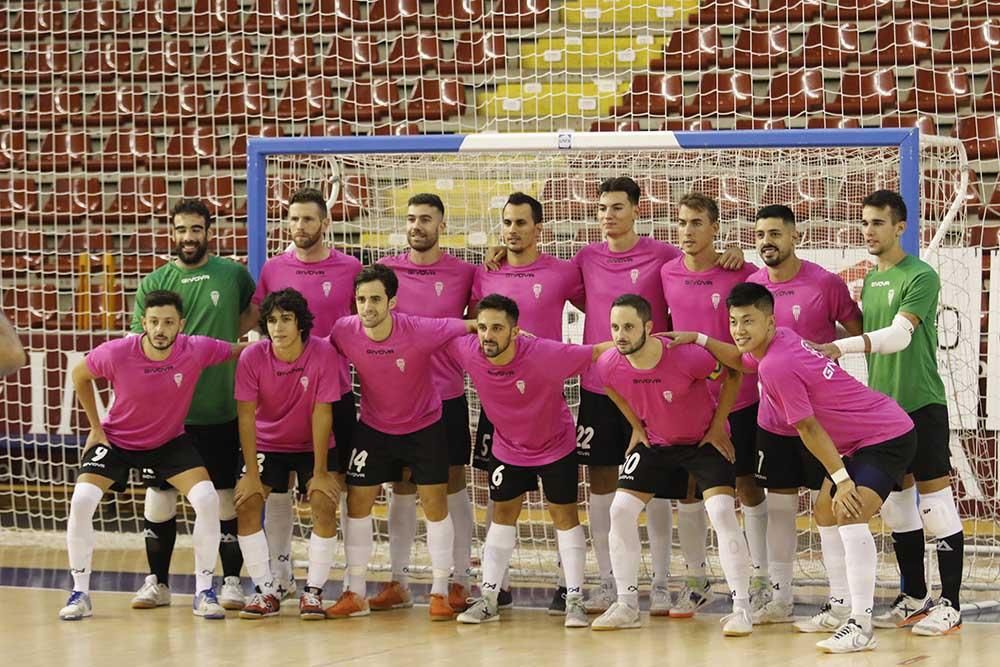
[881,113,939,136]
[689,0,755,25]
[954,115,1000,159]
[859,21,933,67]
[339,79,400,121]
[965,0,999,17]
[79,85,145,124]
[17,87,84,128]
[0,129,27,169]
[105,176,170,223]
[753,68,824,115]
[654,26,721,71]
[371,122,422,135]
[258,35,316,77]
[276,78,334,120]
[923,169,982,219]
[223,125,285,169]
[321,35,381,76]
[393,77,465,121]
[0,179,39,222]
[92,129,155,170]
[440,31,506,75]
[131,0,181,33]
[69,41,133,82]
[213,81,273,121]
[12,42,70,83]
[825,69,897,115]
[29,130,92,170]
[701,176,755,221]
[0,90,21,124]
[822,0,894,21]
[752,0,821,22]
[541,178,598,221]
[937,19,1000,65]
[683,72,753,116]
[0,229,45,275]
[984,184,1000,220]
[636,176,674,219]
[244,0,302,32]
[590,120,644,132]
[734,118,787,129]
[898,0,966,19]
[720,25,790,68]
[806,115,862,129]
[74,284,127,331]
[660,119,715,131]
[138,39,196,76]
[184,0,242,33]
[303,0,360,31]
[486,0,550,28]
[183,176,242,217]
[122,229,173,273]
[975,69,1000,112]
[331,176,369,220]
[899,67,972,114]
[39,178,105,222]
[146,83,210,125]
[152,127,218,169]
[12,1,66,37]
[2,285,63,330]
[385,33,440,75]
[423,0,484,27]
[197,38,258,76]
[303,122,355,136]
[364,0,422,30]
[761,178,827,220]
[611,74,683,117]
[789,23,859,68]
[68,0,120,36]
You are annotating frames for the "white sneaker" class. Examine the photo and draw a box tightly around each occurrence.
[794,602,850,633]
[457,597,500,624]
[669,577,715,618]
[817,619,877,653]
[584,580,616,614]
[564,594,589,628]
[192,589,226,619]
[649,583,673,617]
[872,593,932,628]
[752,598,795,624]
[721,607,753,636]
[131,574,170,609]
[219,576,246,610]
[911,599,962,636]
[749,576,771,616]
[59,591,93,621]
[591,601,641,631]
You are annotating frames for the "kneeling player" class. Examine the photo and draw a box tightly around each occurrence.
[671,282,917,653]
[233,289,344,620]
[60,290,241,620]
[591,294,753,636]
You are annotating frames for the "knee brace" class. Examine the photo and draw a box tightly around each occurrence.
[143,487,179,523]
[918,488,963,539]
[880,487,922,534]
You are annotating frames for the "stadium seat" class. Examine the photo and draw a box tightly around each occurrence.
[214,227,250,256]
[321,35,381,76]
[394,77,465,120]
[720,25,789,68]
[590,120,644,132]
[0,130,27,170]
[965,0,998,17]
[153,127,218,169]
[385,33,441,74]
[303,0,361,31]
[339,79,401,121]
[146,83,210,125]
[303,122,355,136]
[806,115,862,128]
[11,42,70,83]
[69,41,133,82]
[486,0,550,28]
[975,69,1000,112]
[74,284,127,331]
[137,39,196,76]
[753,68,824,115]
[54,232,114,271]
[954,115,1000,159]
[0,90,21,125]
[898,67,972,114]
[611,74,683,117]
[859,21,933,67]
[825,68,897,115]
[79,85,145,124]
[1,285,63,330]
[984,183,1000,219]
[439,31,506,75]
[822,0,894,21]
[701,176,755,221]
[222,124,285,169]
[660,119,715,130]
[363,0,422,30]
[0,179,39,222]
[244,0,302,32]
[197,38,258,76]
[331,176,369,220]
[898,0,966,19]
[68,0,120,36]
[636,176,674,219]
[541,178,598,221]
[684,72,753,115]
[258,35,316,76]
[121,229,172,273]
[422,0,484,27]
[184,0,242,33]
[761,178,827,220]
[92,130,155,170]
[29,131,91,170]
[276,78,334,120]
[752,0,821,22]
[130,0,180,33]
[938,19,1000,65]
[480,82,626,120]
[38,178,105,222]
[0,230,45,275]
[789,23,859,68]
[17,87,84,128]
[11,1,66,37]
[105,176,169,224]
[734,118,787,129]
[521,36,666,72]
[371,122,422,135]
[213,81,273,121]
[923,169,982,219]
[881,113,938,135]
[183,176,242,217]
[689,0,755,25]
[653,26,721,70]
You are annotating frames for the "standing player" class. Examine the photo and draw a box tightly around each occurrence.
[232,289,343,620]
[449,294,610,627]
[130,199,257,612]
[252,188,362,601]
[591,294,752,636]
[746,204,863,626]
[377,193,478,612]
[328,264,475,620]
[659,193,760,619]
[60,290,240,620]
[670,282,918,653]
[811,191,964,636]
[0,309,25,375]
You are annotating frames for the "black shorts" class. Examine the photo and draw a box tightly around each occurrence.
[82,435,206,493]
[346,419,449,486]
[755,429,826,491]
[333,391,358,474]
[443,394,473,467]
[488,450,579,505]
[730,402,759,478]
[908,403,951,481]
[617,442,735,496]
[241,449,339,496]
[832,429,918,501]
[575,388,631,467]
[146,420,240,491]
[473,408,494,471]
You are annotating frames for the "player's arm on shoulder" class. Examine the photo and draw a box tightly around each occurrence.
[662,331,750,372]
[238,301,260,337]
[71,359,106,452]
[234,400,264,507]
[591,340,615,360]
[0,310,25,375]
[604,386,648,454]
[829,313,914,358]
[716,244,745,270]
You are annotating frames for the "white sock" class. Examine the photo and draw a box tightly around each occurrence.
[387,492,416,587]
[742,497,769,579]
[609,492,644,608]
[67,483,103,594]
[486,499,513,590]
[678,501,708,578]
[238,530,274,592]
[839,523,876,624]
[264,491,295,586]
[556,525,586,597]
[448,489,474,587]
[482,523,516,602]
[705,494,751,608]
[306,532,337,591]
[646,497,673,587]
[425,515,455,596]
[187,480,221,593]
[588,492,614,582]
[766,493,798,604]
[345,515,373,595]
[818,525,849,608]
[340,494,350,587]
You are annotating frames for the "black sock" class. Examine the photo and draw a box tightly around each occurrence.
[936,531,964,611]
[892,529,928,600]
[144,517,177,586]
[219,518,243,578]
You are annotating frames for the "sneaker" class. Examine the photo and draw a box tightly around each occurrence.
[238,591,280,619]
[584,580,616,614]
[497,587,513,610]
[275,577,297,602]
[131,574,170,609]
[591,601,641,631]
[669,577,715,619]
[326,590,370,619]
[429,593,455,621]
[193,589,226,619]
[564,594,589,628]
[548,586,567,616]
[649,583,673,617]
[721,607,753,637]
[219,576,246,611]
[872,593,932,629]
[817,619,878,653]
[59,591,93,621]
[299,587,325,621]
[749,576,771,616]
[911,599,962,636]
[448,583,471,612]
[752,599,795,624]
[368,581,413,611]
[457,597,500,624]
[794,602,850,633]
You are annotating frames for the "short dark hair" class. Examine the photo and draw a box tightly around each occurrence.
[755,204,795,226]
[355,263,399,298]
[611,294,652,323]
[476,293,519,325]
[144,289,184,317]
[678,192,720,224]
[726,282,774,314]
[407,193,445,217]
[504,192,543,225]
[289,187,328,219]
[598,177,641,205]
[862,189,907,223]
[170,199,212,228]
[259,288,314,342]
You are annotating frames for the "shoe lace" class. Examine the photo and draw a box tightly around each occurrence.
[68,591,85,604]
[831,621,858,640]
[888,593,907,611]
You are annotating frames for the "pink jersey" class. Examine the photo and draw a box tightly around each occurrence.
[380,252,476,400]
[330,312,469,435]
[234,336,344,453]
[660,257,759,410]
[252,248,362,394]
[470,253,584,342]
[596,342,725,447]
[748,328,914,455]
[573,236,682,393]
[747,260,863,435]
[447,335,594,466]
[85,334,232,451]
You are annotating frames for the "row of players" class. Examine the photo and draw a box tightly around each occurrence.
[56,179,963,653]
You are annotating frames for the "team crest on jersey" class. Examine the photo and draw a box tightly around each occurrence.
[629,268,639,284]
[532,283,542,299]
[711,292,721,310]
[662,390,673,402]
[322,281,332,297]
[300,376,309,390]
[173,373,183,387]
[434,281,444,296]
[396,358,406,373]
[887,288,895,305]
[515,380,526,394]
[792,304,801,321]
[210,290,220,306]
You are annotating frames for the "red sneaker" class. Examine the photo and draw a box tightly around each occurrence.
[429,593,455,621]
[238,592,281,619]
[448,583,471,612]
[326,590,371,619]
[367,581,413,611]
[299,588,326,620]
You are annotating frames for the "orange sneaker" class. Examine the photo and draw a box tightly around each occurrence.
[367,581,413,611]
[448,583,471,612]
[325,590,370,619]
[429,593,455,621]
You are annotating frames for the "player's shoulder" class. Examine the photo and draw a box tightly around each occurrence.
[660,254,685,274]
[900,254,939,280]
[759,328,802,370]
[595,345,620,371]
[539,251,575,270]
[745,264,769,285]
[240,337,270,359]
[378,252,407,268]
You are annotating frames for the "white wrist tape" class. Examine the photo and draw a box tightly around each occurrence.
[695,333,709,347]
[833,314,914,355]
[831,468,851,485]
